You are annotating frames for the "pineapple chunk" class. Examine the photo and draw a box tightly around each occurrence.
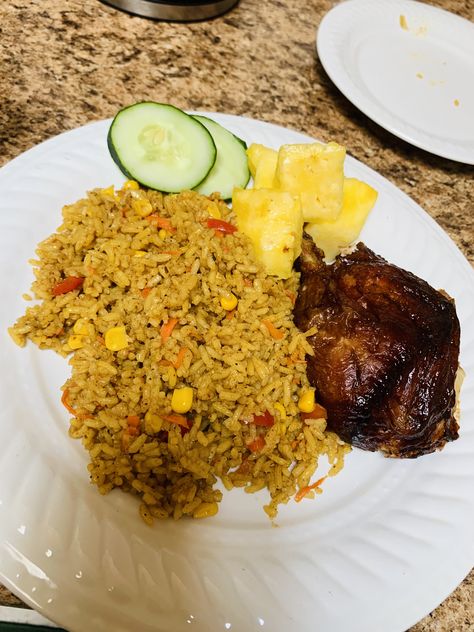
[273,142,346,222]
[246,144,278,189]
[306,178,378,261]
[246,143,268,177]
[232,188,303,279]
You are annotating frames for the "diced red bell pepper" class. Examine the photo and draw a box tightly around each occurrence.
[206,218,237,234]
[162,413,189,429]
[253,410,275,427]
[52,276,84,296]
[247,436,266,453]
[300,403,328,420]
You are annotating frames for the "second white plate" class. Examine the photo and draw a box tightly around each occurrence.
[316,0,474,163]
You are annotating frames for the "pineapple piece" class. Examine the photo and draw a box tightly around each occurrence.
[306,178,378,261]
[232,188,303,279]
[246,143,268,177]
[246,144,278,189]
[274,142,346,222]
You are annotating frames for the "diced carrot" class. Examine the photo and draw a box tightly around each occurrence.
[247,436,266,453]
[206,218,237,234]
[146,214,176,232]
[52,276,84,296]
[225,309,235,320]
[61,388,91,420]
[127,415,140,427]
[76,412,93,420]
[141,287,152,298]
[253,410,274,427]
[286,356,306,366]
[295,477,326,503]
[163,413,189,429]
[61,388,76,415]
[173,347,188,369]
[301,403,328,420]
[262,319,285,340]
[160,318,178,343]
[286,351,307,366]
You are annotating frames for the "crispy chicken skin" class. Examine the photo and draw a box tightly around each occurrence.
[294,235,461,458]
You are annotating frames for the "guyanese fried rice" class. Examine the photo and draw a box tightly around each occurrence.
[9,182,350,523]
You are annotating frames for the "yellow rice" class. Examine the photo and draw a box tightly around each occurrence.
[9,183,349,522]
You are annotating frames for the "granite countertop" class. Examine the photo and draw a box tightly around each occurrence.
[0,0,473,630]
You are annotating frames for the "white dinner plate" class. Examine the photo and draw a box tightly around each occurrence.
[0,114,473,632]
[316,0,474,164]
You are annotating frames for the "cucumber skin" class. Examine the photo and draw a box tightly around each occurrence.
[193,115,249,151]
[107,125,134,181]
[107,102,217,192]
[192,115,251,201]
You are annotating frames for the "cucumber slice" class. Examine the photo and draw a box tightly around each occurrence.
[192,115,250,200]
[107,102,217,192]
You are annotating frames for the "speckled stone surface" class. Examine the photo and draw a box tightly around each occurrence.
[0,0,473,630]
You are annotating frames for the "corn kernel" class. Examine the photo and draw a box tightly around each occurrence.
[274,402,287,420]
[122,180,139,191]
[73,319,94,336]
[298,388,316,413]
[68,334,85,350]
[102,185,115,197]
[132,198,153,217]
[193,502,219,519]
[171,386,193,413]
[220,293,238,311]
[144,411,163,433]
[207,202,222,219]
[133,250,147,257]
[158,229,167,240]
[104,326,128,351]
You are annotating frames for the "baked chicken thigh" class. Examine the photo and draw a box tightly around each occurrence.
[294,235,461,458]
